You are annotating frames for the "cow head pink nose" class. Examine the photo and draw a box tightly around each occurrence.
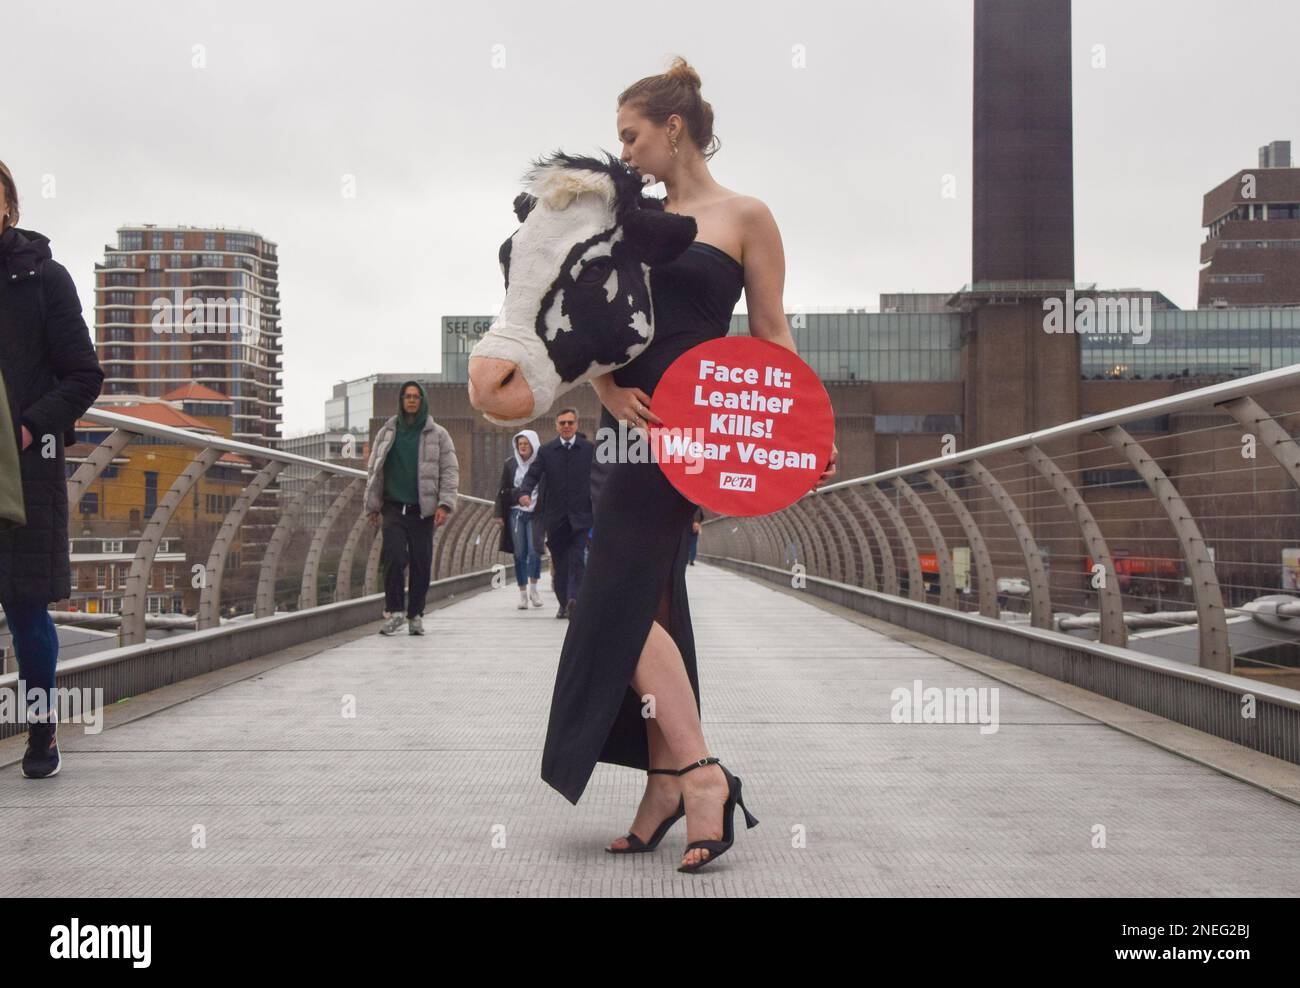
[468,356,536,421]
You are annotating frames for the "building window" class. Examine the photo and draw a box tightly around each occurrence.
[96,565,107,590]
[102,539,123,553]
[144,471,158,520]
[1207,273,1265,284]
[874,414,964,434]
[173,234,184,250]
[79,492,99,514]
[204,234,217,250]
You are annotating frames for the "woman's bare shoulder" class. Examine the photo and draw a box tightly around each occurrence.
[728,194,776,224]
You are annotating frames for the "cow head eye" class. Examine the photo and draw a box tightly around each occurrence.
[578,257,614,284]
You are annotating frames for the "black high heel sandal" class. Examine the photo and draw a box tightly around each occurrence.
[676,756,759,874]
[604,768,686,854]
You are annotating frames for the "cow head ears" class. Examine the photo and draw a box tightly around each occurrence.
[617,207,697,267]
[513,192,538,224]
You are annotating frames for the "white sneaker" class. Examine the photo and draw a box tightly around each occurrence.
[408,614,424,635]
[529,583,543,608]
[518,589,529,610]
[379,613,406,636]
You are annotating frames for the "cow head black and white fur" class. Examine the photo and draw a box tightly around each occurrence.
[467,149,697,426]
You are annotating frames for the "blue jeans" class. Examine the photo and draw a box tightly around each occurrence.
[0,597,58,718]
[511,507,541,586]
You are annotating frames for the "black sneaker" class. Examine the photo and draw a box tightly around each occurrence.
[22,721,61,779]
[566,598,577,620]
[556,604,567,619]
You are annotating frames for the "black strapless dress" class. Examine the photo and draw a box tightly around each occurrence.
[540,240,745,804]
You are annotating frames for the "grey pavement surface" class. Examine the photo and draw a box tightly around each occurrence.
[1,563,1297,896]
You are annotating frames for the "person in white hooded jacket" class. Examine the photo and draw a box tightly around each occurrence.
[493,429,545,609]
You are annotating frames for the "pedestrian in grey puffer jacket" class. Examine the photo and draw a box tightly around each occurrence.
[362,386,460,520]
[363,381,460,636]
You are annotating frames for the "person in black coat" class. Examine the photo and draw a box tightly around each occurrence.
[0,160,105,779]
[517,408,594,619]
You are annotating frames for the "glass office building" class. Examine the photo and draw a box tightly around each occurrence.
[728,312,963,382]
[1079,307,1300,380]
[438,307,1299,386]
[440,316,494,383]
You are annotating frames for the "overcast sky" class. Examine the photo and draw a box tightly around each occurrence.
[5,0,1296,435]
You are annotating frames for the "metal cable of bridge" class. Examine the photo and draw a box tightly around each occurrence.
[866,483,924,602]
[255,470,331,619]
[784,500,825,579]
[300,477,365,610]
[335,504,376,601]
[847,484,897,595]
[822,489,873,589]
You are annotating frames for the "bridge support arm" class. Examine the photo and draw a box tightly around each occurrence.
[924,469,996,617]
[121,447,221,646]
[198,460,285,630]
[1096,425,1229,672]
[965,458,1052,629]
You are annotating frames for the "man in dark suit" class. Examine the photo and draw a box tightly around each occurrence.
[518,408,593,619]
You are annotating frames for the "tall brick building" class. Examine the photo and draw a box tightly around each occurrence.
[94,225,283,446]
[1199,140,1300,307]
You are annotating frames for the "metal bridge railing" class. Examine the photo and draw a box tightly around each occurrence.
[703,363,1300,683]
[50,407,499,650]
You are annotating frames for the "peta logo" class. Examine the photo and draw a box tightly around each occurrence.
[719,472,756,491]
[49,918,151,968]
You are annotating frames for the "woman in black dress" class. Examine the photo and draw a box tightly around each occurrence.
[539,57,838,872]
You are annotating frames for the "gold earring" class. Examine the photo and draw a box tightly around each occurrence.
[670,138,678,158]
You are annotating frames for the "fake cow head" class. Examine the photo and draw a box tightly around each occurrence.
[467,149,697,426]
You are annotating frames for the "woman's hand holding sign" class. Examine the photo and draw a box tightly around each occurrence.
[814,442,839,490]
[592,374,664,433]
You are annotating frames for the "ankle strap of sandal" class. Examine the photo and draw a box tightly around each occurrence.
[647,768,678,776]
[675,756,720,776]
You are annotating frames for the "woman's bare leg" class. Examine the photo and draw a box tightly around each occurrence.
[606,706,680,850]
[629,620,728,869]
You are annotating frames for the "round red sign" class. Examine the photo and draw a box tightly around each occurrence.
[648,336,835,516]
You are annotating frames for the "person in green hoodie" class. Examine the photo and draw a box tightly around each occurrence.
[362,380,460,636]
